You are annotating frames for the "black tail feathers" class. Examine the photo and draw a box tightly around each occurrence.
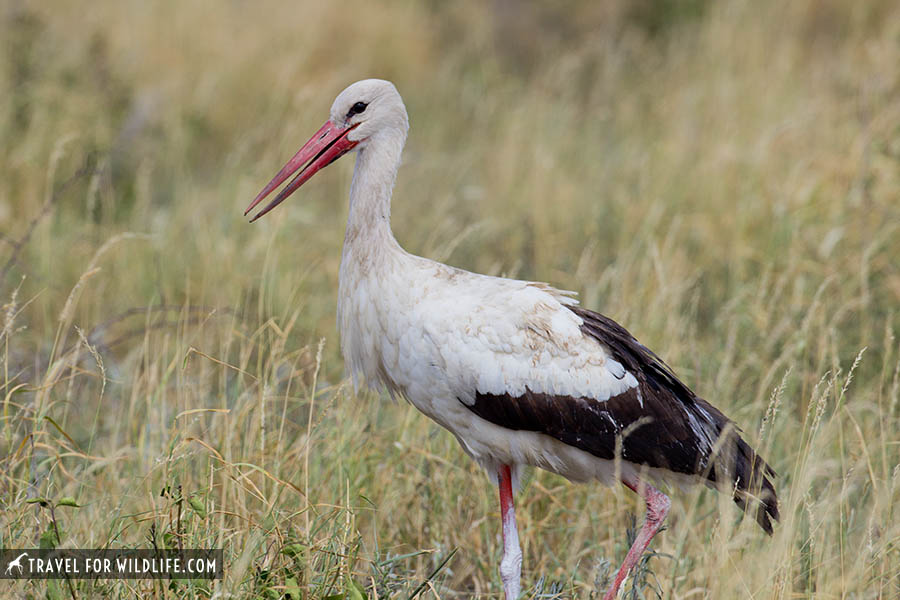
[729,436,779,535]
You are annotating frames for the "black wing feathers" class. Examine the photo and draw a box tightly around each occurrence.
[462,304,779,534]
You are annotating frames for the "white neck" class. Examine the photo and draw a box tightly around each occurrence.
[344,128,406,253]
[337,125,410,388]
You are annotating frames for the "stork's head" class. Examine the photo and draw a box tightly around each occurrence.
[245,79,408,222]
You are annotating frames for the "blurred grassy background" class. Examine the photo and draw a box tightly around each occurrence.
[2,0,899,597]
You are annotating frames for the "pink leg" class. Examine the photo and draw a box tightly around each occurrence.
[602,476,671,600]
[498,464,522,599]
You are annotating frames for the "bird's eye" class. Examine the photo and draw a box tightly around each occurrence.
[348,102,368,117]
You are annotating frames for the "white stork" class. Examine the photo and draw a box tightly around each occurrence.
[245,79,778,599]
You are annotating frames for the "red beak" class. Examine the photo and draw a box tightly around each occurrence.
[245,121,360,222]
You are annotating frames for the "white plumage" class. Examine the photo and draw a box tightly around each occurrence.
[341,256,640,482]
[246,79,778,600]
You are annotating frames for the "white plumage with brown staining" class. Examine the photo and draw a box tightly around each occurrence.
[245,79,778,600]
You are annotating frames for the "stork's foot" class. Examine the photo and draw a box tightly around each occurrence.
[500,549,522,600]
[498,464,522,599]
[602,476,670,600]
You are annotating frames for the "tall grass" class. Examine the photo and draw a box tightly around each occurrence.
[1,0,899,597]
